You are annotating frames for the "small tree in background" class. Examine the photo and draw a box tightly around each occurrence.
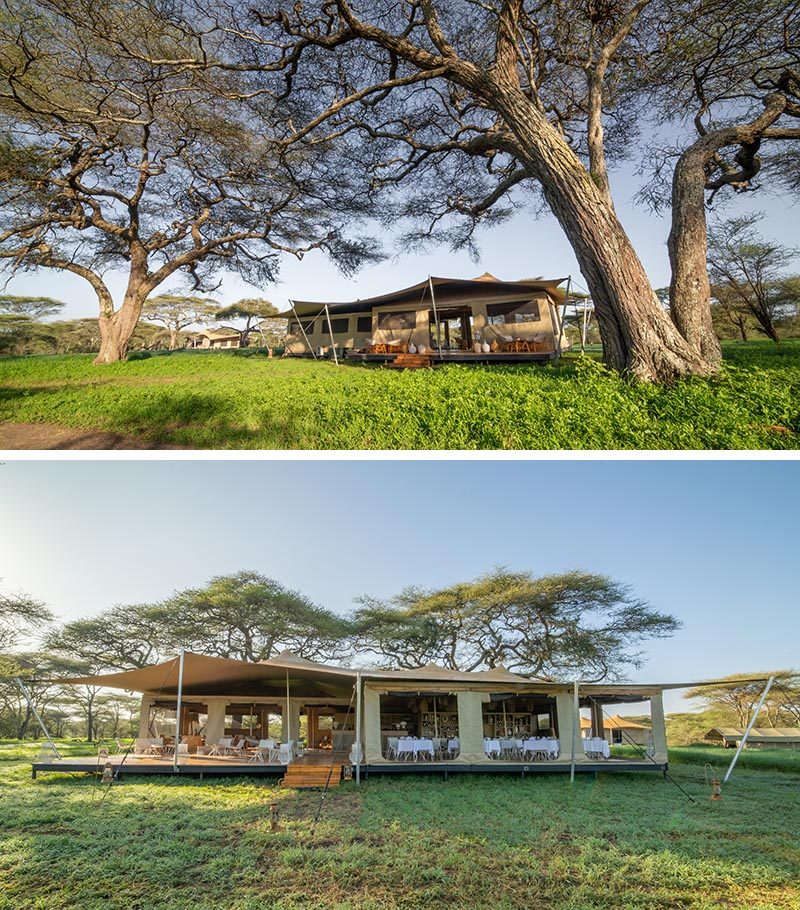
[707,216,799,343]
[214,299,281,348]
[142,295,219,350]
[685,671,800,728]
[0,295,64,321]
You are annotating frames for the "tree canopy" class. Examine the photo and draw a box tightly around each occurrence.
[353,569,680,679]
[214,298,282,347]
[0,0,380,363]
[685,671,800,728]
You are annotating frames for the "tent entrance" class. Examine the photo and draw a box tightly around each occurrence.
[429,307,473,351]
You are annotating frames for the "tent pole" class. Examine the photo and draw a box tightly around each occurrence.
[290,301,317,360]
[324,303,339,366]
[285,669,291,744]
[570,681,578,784]
[555,276,571,364]
[355,672,362,785]
[173,650,185,773]
[428,276,444,361]
[14,677,61,759]
[723,675,775,783]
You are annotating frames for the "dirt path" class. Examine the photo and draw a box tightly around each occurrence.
[0,421,186,450]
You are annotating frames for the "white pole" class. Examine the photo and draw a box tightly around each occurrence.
[285,669,291,744]
[428,276,444,361]
[723,675,775,783]
[581,300,589,351]
[290,301,317,360]
[14,677,61,759]
[355,672,362,785]
[324,303,339,366]
[570,681,578,784]
[555,276,571,363]
[173,651,185,773]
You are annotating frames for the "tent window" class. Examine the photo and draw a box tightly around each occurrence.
[329,318,350,334]
[356,316,372,333]
[486,300,541,324]
[377,311,416,330]
[612,729,623,744]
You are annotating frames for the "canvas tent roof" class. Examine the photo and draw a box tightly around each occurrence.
[580,715,650,730]
[279,275,568,318]
[56,651,358,698]
[53,651,774,703]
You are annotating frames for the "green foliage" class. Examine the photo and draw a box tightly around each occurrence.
[0,754,798,909]
[0,341,798,449]
[354,568,679,677]
[149,571,351,663]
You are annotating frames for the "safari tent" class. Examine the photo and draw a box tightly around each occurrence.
[704,727,800,750]
[34,651,684,780]
[280,273,570,363]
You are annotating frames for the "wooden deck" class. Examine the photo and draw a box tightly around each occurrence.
[344,350,557,365]
[30,753,666,780]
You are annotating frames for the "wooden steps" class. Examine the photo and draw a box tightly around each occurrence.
[281,762,343,789]
[385,353,432,370]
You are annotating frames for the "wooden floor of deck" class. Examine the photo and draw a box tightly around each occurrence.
[30,753,666,780]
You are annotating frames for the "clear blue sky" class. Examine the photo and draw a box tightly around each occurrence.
[0,459,796,713]
[4,161,797,320]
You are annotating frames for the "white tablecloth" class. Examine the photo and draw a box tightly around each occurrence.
[522,738,560,758]
[583,737,610,758]
[484,738,501,756]
[397,737,434,759]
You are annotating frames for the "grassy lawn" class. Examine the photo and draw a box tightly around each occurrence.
[1,743,798,909]
[0,340,798,449]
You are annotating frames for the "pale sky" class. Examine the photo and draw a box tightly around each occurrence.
[4,160,798,321]
[0,459,796,713]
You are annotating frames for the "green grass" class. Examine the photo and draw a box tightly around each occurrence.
[1,340,799,448]
[1,742,798,909]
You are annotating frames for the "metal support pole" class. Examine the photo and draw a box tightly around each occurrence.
[324,303,339,366]
[570,680,578,784]
[555,276,571,364]
[428,276,444,361]
[724,675,775,783]
[173,650,185,773]
[355,672,362,785]
[290,301,317,360]
[285,669,291,744]
[14,677,61,759]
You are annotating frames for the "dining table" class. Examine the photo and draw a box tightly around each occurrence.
[396,737,435,761]
[583,737,611,759]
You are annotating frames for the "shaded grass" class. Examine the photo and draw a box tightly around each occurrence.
[0,340,799,449]
[0,744,798,910]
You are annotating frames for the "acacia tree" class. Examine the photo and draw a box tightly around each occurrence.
[142,295,219,350]
[150,571,352,663]
[214,298,280,347]
[707,216,798,342]
[685,671,800,728]
[235,0,712,381]
[637,0,800,357]
[0,0,379,363]
[353,569,679,679]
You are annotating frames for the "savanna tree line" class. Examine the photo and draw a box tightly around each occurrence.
[1,568,683,740]
[0,293,287,355]
[0,0,797,377]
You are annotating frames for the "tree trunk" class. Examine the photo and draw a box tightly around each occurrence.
[667,147,723,364]
[94,284,148,363]
[169,328,178,351]
[489,84,716,381]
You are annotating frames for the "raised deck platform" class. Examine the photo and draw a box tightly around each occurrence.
[344,350,557,365]
[30,754,666,780]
